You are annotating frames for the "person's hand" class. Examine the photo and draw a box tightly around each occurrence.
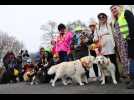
[55,53,59,57]
[90,43,96,50]
[67,50,71,55]
[74,45,77,49]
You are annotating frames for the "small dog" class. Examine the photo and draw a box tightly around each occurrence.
[48,56,95,87]
[23,58,35,84]
[30,62,49,85]
[95,55,117,85]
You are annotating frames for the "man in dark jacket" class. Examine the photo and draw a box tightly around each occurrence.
[111,5,134,89]
[35,48,54,83]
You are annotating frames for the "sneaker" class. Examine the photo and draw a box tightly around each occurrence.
[127,83,134,89]
[30,82,34,85]
[16,77,20,82]
[127,80,134,89]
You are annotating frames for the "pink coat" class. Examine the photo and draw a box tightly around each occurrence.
[55,32,73,54]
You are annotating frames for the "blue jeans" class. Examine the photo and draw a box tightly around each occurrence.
[129,58,134,76]
[59,51,69,62]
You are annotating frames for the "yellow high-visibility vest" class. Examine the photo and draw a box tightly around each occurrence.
[112,10,129,39]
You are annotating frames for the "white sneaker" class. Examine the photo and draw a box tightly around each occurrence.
[16,77,20,82]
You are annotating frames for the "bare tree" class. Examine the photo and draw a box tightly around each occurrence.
[0,31,24,59]
[67,20,86,32]
[40,21,57,48]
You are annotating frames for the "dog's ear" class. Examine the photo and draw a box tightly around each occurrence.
[107,58,111,63]
[103,56,108,64]
[80,61,86,67]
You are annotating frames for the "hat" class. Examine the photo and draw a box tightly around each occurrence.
[89,20,97,26]
[74,26,83,32]
[45,47,51,53]
[97,13,107,19]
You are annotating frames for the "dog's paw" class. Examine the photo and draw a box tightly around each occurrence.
[101,82,105,85]
[66,80,72,84]
[80,83,84,86]
[49,79,53,84]
[30,82,34,85]
[113,81,117,85]
[85,81,88,84]
[63,82,68,86]
[51,83,55,87]
[35,82,39,85]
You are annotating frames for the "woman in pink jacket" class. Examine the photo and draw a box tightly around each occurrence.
[55,23,73,62]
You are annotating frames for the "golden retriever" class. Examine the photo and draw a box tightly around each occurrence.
[48,56,95,87]
[95,55,117,85]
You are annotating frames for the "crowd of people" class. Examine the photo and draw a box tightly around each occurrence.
[0,5,134,89]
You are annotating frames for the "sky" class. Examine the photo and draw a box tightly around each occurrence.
[0,5,111,53]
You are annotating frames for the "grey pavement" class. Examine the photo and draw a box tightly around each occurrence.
[0,80,134,94]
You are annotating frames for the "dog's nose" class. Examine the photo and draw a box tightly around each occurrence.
[98,61,101,64]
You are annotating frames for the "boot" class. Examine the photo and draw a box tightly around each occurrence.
[127,79,134,89]
[127,75,134,89]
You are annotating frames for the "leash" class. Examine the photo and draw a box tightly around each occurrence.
[79,59,88,72]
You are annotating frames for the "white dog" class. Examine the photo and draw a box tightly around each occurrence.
[48,56,95,87]
[95,55,117,85]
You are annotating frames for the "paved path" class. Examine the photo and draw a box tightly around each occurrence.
[0,80,134,94]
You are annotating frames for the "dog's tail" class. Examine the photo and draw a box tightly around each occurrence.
[47,65,58,75]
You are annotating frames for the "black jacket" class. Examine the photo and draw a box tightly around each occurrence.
[124,10,134,58]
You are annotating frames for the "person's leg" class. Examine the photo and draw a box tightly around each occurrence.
[108,54,120,82]
[90,50,99,78]
[93,64,99,77]
[59,51,69,62]
[127,58,134,89]
[85,70,89,78]
[59,51,64,63]
[63,52,69,62]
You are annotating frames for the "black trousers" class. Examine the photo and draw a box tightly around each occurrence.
[58,51,69,62]
[90,50,99,77]
[104,54,120,82]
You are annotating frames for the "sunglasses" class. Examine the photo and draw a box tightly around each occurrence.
[89,25,95,27]
[40,51,45,54]
[111,7,117,12]
[99,16,106,19]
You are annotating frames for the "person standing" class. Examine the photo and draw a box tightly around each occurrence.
[71,26,84,60]
[96,12,120,82]
[88,20,100,81]
[36,47,54,83]
[55,23,73,62]
[110,5,134,89]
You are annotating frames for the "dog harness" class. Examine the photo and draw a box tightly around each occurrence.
[79,59,88,72]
